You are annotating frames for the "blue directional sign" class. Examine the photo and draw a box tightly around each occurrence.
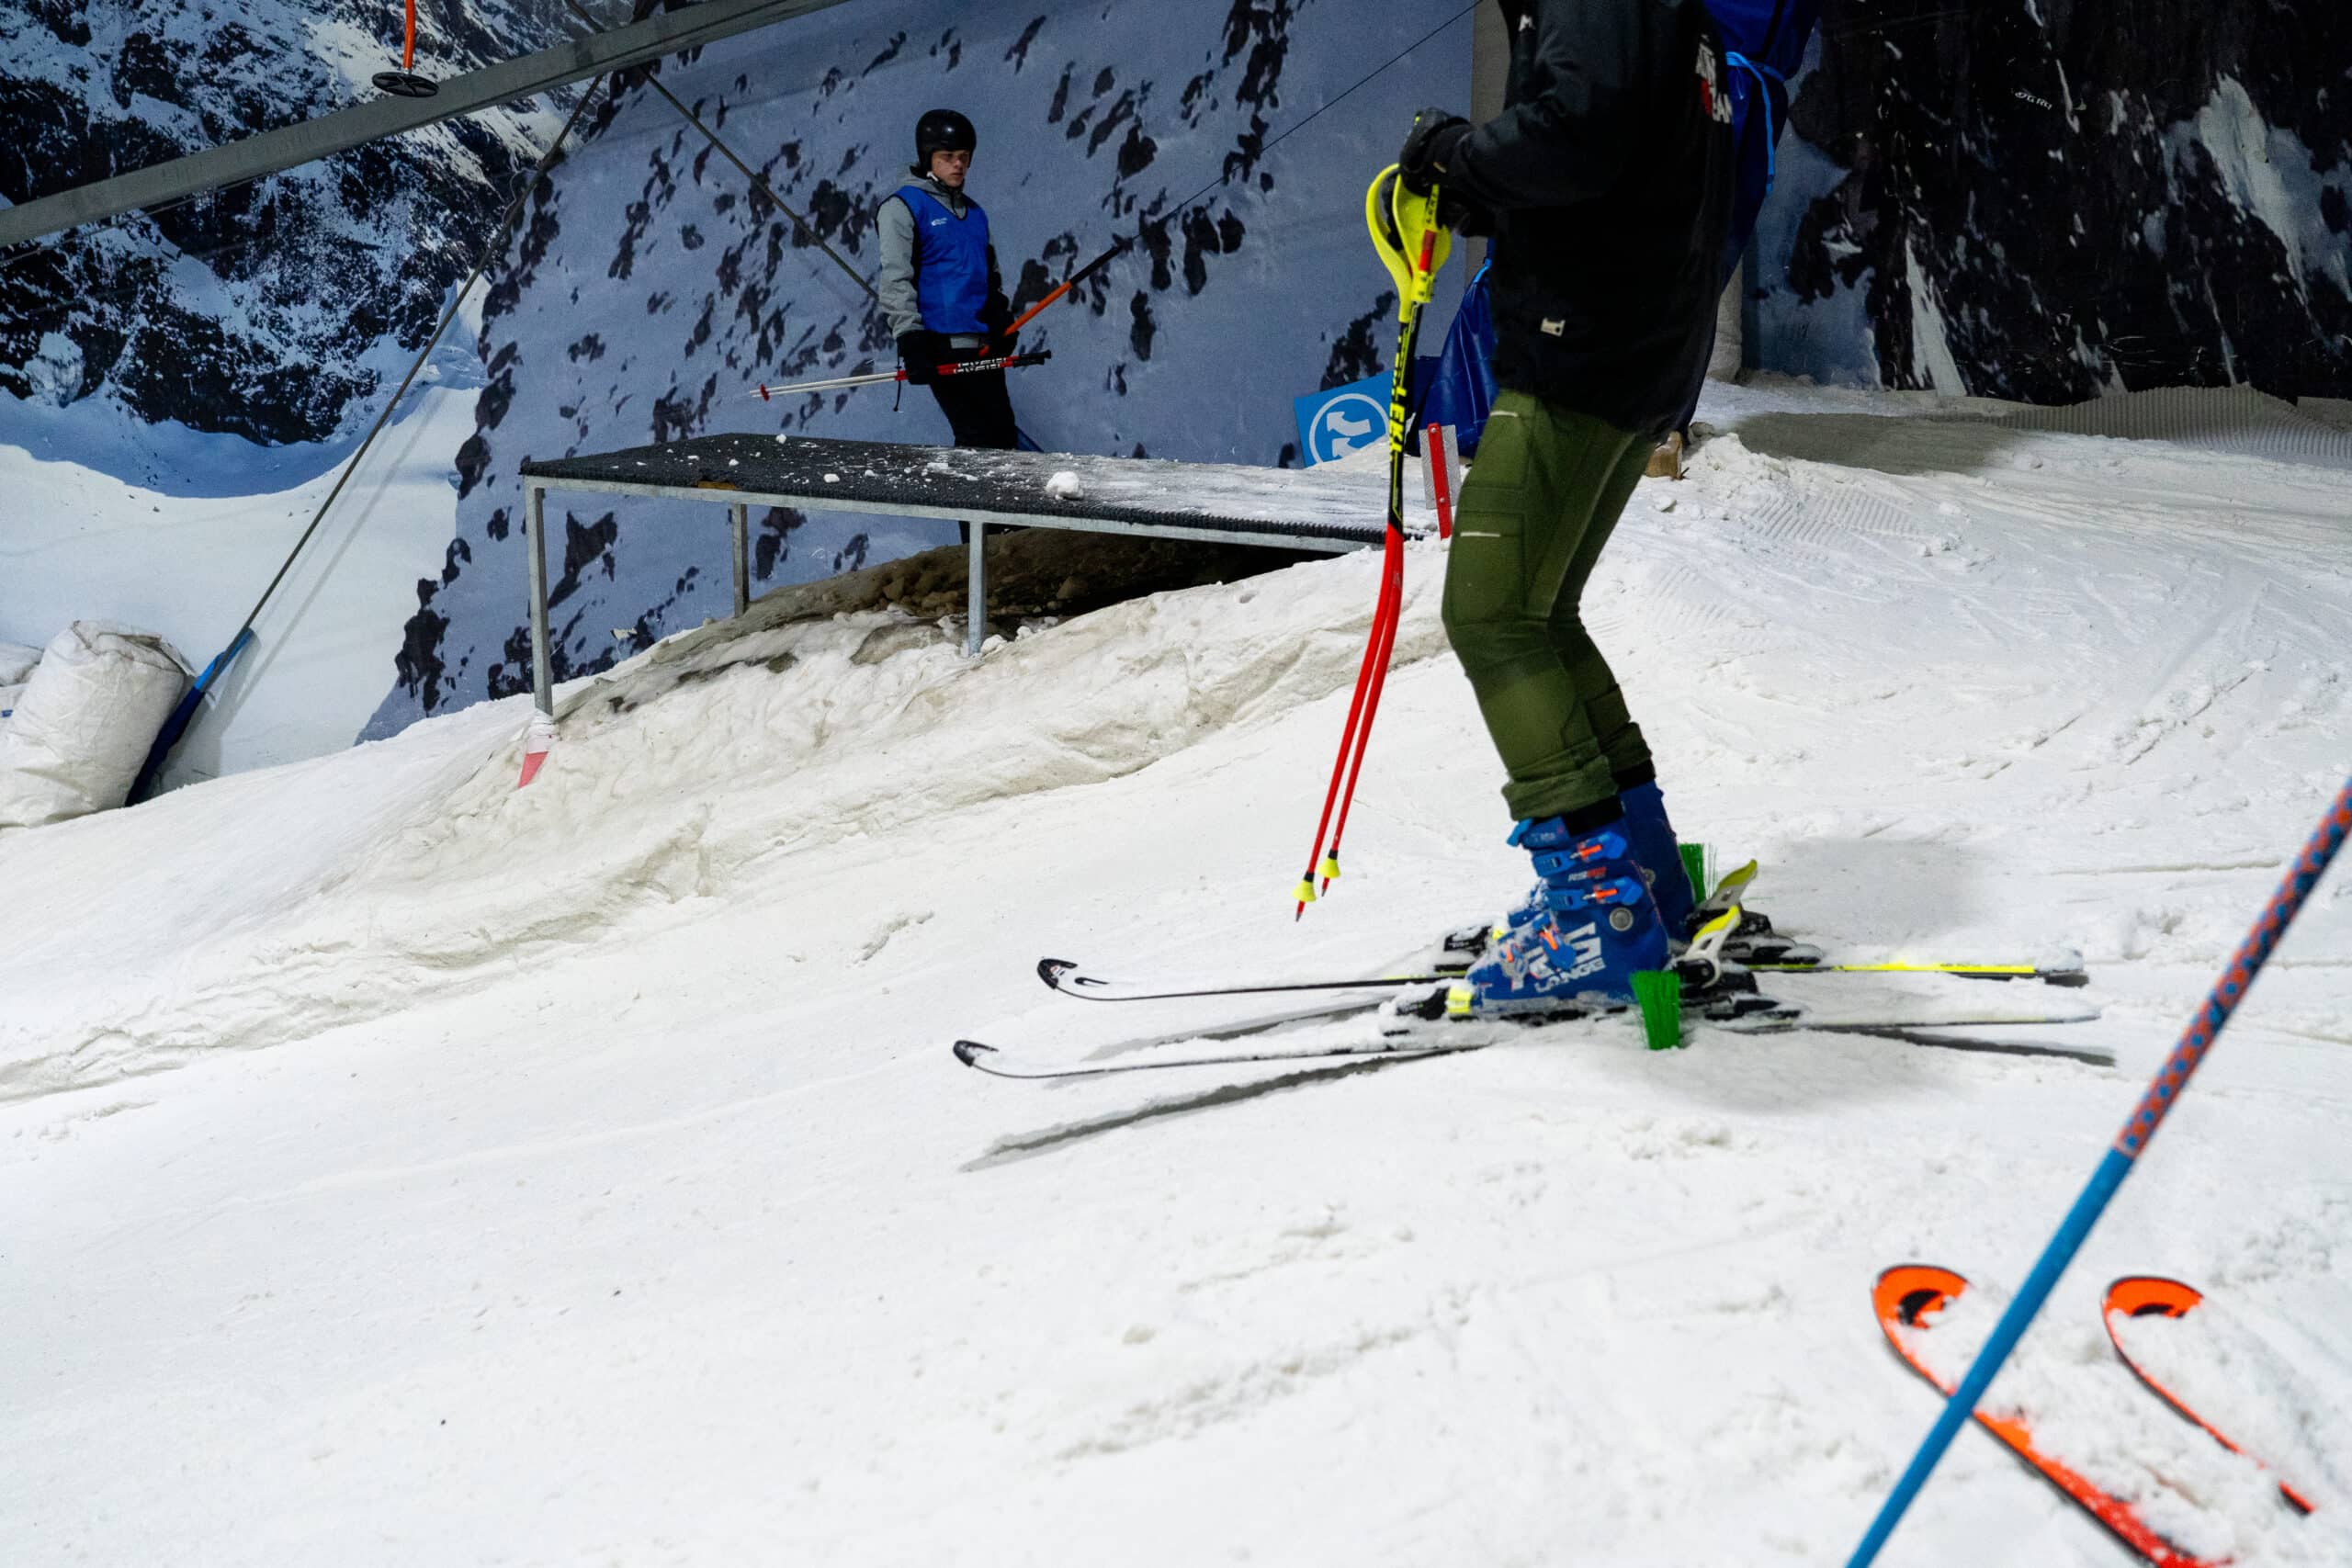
[1293,372,1392,466]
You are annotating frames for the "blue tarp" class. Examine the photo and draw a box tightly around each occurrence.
[1417,259,1498,456]
[1712,0,1825,279]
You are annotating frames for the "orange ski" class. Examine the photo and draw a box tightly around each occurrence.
[1872,1265,2220,1568]
[2104,1276,2316,1516]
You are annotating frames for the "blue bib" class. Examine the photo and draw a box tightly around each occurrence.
[898,185,991,334]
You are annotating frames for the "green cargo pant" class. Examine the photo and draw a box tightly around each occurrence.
[1442,390,1656,823]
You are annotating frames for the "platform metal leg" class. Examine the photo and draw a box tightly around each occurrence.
[730,502,750,617]
[967,521,986,658]
[526,483,554,717]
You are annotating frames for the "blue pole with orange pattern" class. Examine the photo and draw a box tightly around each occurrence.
[1847,775,2352,1566]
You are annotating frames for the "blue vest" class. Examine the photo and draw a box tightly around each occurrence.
[897,185,991,334]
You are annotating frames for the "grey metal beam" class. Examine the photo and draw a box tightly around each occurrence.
[967,523,987,657]
[526,472,1385,553]
[527,484,554,718]
[0,0,854,250]
[729,502,750,616]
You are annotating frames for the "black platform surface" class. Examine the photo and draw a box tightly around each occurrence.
[519,434,1430,547]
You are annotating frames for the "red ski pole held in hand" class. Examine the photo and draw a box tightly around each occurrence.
[1293,167,1450,916]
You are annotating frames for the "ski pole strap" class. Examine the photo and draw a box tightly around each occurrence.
[1724,52,1785,197]
[2114,774,2351,1157]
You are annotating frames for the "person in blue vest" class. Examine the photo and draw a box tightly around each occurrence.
[876,108,1018,451]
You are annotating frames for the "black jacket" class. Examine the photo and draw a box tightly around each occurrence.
[1450,0,1736,438]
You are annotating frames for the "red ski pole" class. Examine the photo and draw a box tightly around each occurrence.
[1319,533,1404,894]
[1292,578,1394,916]
[1294,191,1442,914]
[1001,238,1132,342]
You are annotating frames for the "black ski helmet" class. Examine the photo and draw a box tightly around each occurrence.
[913,108,977,175]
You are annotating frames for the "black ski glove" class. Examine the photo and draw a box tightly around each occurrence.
[898,330,947,386]
[978,294,1019,355]
[1399,107,1469,193]
[1397,107,1492,235]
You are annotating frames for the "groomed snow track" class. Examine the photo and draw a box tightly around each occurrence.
[3,380,2347,1568]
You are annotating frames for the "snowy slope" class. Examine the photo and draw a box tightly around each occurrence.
[3,380,2349,1566]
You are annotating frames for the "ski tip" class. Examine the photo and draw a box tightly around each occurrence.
[1873,1263,1968,1336]
[1036,958,1078,992]
[952,1040,997,1067]
[2102,1275,2203,1321]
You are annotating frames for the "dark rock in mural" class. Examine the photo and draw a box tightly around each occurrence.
[1764,0,2352,400]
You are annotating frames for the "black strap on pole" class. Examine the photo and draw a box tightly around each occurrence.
[130,76,613,803]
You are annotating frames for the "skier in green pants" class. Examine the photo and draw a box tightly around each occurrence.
[1396,0,1736,1016]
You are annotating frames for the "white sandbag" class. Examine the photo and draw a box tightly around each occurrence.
[0,641,40,686]
[0,621,191,829]
[0,682,26,720]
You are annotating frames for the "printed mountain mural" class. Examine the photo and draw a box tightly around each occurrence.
[361,0,1469,734]
[1754,0,2352,400]
[0,0,579,445]
[2,1,2345,749]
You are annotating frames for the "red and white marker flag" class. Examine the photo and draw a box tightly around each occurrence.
[516,712,557,788]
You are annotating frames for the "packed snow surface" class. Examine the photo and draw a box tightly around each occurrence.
[3,380,2349,1566]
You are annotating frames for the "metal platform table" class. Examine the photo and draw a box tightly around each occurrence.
[516,434,1404,716]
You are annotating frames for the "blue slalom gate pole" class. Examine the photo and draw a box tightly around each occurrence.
[127,626,255,805]
[1847,775,2352,1567]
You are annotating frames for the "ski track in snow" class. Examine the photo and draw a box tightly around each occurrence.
[1,379,2349,1566]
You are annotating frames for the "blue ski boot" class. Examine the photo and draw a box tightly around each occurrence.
[1442,784,1693,968]
[1618,777,1697,937]
[1447,816,1673,1017]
